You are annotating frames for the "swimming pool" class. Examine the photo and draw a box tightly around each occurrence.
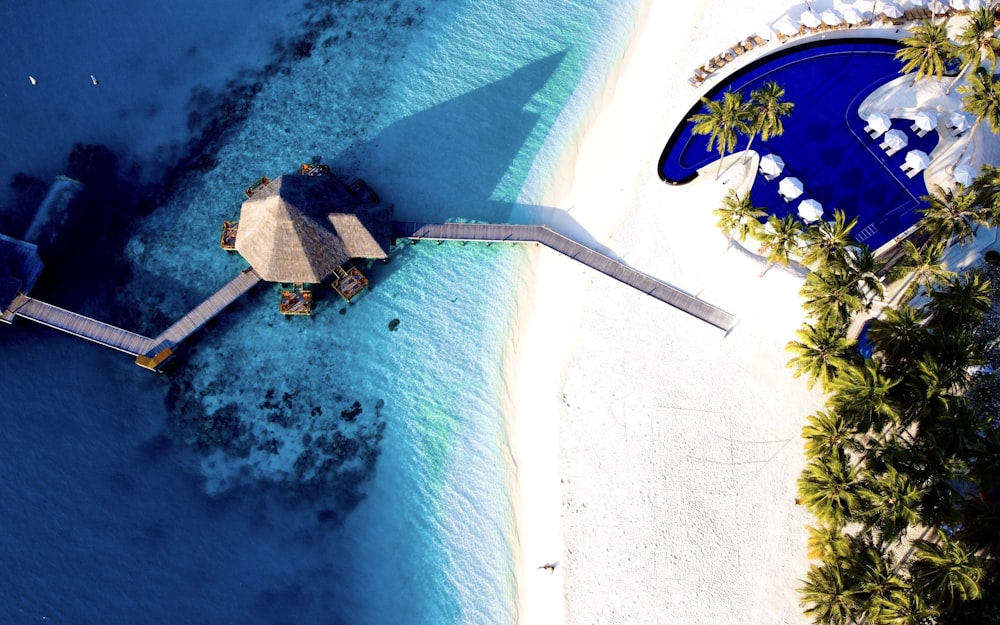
[658,39,937,251]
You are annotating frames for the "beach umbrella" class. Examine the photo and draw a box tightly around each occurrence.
[929,0,949,14]
[779,176,804,200]
[949,111,970,132]
[774,17,800,37]
[821,9,844,26]
[800,10,823,29]
[760,154,785,177]
[950,0,967,10]
[843,7,864,24]
[953,164,977,186]
[907,0,927,7]
[914,110,937,132]
[757,25,775,41]
[968,0,983,10]
[883,129,908,150]
[905,149,931,170]
[798,199,824,223]
[866,112,892,136]
[882,1,905,17]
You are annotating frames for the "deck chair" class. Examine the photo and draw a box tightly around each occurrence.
[885,145,902,157]
[907,167,923,178]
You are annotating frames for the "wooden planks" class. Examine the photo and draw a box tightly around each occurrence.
[151,267,262,349]
[392,221,735,332]
[9,267,262,365]
[12,296,157,356]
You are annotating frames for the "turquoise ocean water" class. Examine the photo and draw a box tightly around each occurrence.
[0,1,638,623]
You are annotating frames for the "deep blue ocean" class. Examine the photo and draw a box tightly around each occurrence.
[0,1,638,623]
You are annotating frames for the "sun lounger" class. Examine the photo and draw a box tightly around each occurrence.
[724,50,736,62]
[915,127,931,138]
[951,127,967,137]
[884,145,902,157]
[907,167,923,178]
[733,44,746,56]
[753,34,767,46]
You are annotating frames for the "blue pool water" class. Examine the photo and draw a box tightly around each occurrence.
[0,1,640,623]
[658,39,938,251]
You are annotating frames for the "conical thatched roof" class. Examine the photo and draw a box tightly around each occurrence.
[234,174,392,283]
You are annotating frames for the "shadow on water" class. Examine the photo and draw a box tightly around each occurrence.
[355,51,568,223]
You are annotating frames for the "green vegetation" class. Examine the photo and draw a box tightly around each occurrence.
[690,80,793,180]
[786,171,1000,625]
[895,20,956,83]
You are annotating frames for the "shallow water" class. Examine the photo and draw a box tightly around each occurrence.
[0,1,639,623]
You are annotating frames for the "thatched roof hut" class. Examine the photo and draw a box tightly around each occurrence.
[234,173,391,283]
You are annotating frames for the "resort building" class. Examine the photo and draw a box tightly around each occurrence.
[229,167,392,305]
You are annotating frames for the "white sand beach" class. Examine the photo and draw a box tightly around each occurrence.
[504,1,932,623]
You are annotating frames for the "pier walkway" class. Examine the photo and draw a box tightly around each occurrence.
[392,221,735,331]
[10,293,157,356]
[8,267,262,369]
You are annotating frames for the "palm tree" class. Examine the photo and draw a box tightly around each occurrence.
[758,213,802,276]
[956,65,1000,168]
[827,358,900,435]
[910,529,986,610]
[714,188,766,249]
[858,463,926,545]
[887,240,955,304]
[742,81,794,160]
[806,523,853,563]
[895,20,956,84]
[798,453,862,527]
[800,210,858,268]
[690,90,754,179]
[918,184,986,250]
[800,263,867,329]
[947,6,1000,94]
[802,410,862,460]
[786,324,858,391]
[926,270,993,329]
[873,588,938,625]
[971,163,1000,223]
[954,493,1000,557]
[865,304,929,367]
[840,244,885,310]
[848,539,906,617]
[799,562,860,625]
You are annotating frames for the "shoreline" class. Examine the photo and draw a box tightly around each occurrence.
[507,1,839,623]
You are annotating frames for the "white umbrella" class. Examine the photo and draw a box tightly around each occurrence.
[800,9,823,29]
[950,0,967,9]
[929,0,949,14]
[905,149,931,170]
[821,9,844,25]
[775,17,800,37]
[953,164,977,186]
[760,154,785,177]
[882,1,905,17]
[883,129,908,150]
[843,7,864,24]
[779,176,804,200]
[914,110,937,132]
[949,111,970,131]
[908,0,927,7]
[968,0,983,10]
[757,25,775,41]
[866,112,892,136]
[798,199,824,223]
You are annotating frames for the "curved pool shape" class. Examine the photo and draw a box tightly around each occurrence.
[658,39,938,251]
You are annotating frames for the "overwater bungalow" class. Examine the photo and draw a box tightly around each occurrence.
[228,167,392,309]
[0,233,44,324]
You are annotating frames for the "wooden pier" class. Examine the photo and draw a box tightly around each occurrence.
[9,293,157,356]
[392,221,735,332]
[149,267,262,349]
[8,267,262,370]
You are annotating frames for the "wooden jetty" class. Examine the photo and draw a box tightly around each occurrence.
[149,267,262,349]
[391,221,735,332]
[8,267,262,370]
[9,293,158,356]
